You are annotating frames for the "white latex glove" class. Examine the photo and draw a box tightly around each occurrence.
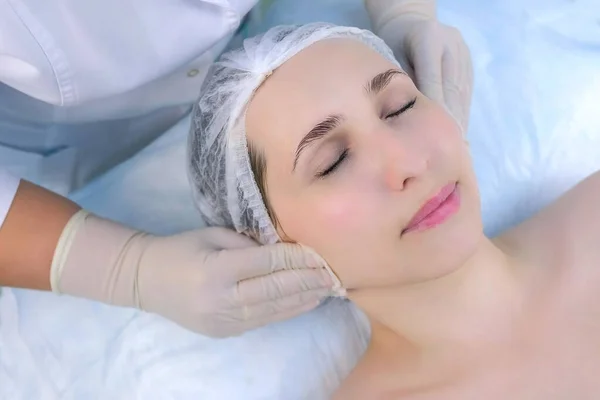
[365,0,474,131]
[51,211,339,337]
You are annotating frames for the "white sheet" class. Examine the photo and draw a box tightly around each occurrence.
[1,0,599,398]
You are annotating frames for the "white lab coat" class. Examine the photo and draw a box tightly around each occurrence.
[0,0,259,229]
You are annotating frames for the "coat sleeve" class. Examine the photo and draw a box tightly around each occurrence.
[0,0,258,106]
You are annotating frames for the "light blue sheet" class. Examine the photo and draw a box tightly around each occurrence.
[1,0,599,399]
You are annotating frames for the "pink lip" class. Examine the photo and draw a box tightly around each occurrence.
[402,183,461,235]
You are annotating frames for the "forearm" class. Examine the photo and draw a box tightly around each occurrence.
[0,180,80,290]
[364,0,437,30]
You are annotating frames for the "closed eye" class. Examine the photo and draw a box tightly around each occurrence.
[385,97,417,119]
[313,98,416,179]
[316,148,349,178]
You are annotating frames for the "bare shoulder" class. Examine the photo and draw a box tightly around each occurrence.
[331,357,377,400]
[331,347,405,400]
[555,171,600,214]
[498,170,600,268]
[332,342,435,400]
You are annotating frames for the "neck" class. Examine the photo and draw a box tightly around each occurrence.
[350,237,527,363]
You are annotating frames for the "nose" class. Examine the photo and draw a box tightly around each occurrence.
[380,131,429,192]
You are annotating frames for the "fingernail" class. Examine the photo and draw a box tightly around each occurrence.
[330,287,347,298]
[299,245,328,268]
[299,244,346,296]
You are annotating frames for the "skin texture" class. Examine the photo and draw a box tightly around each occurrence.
[247,39,481,291]
[0,180,80,290]
[245,38,600,399]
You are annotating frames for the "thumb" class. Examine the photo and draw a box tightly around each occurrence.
[411,43,444,106]
[443,42,474,132]
[440,50,465,131]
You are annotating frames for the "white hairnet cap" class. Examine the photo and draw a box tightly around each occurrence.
[188,22,402,244]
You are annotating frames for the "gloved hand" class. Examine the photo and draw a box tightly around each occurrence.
[365,0,474,131]
[51,211,338,337]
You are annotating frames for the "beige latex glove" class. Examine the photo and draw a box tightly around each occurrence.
[50,211,341,337]
[365,0,474,131]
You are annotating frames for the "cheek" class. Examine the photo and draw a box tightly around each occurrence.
[279,191,371,241]
[427,104,464,143]
[415,104,465,166]
[274,190,378,285]
[315,192,368,229]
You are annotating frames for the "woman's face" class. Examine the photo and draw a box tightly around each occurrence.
[246,38,482,290]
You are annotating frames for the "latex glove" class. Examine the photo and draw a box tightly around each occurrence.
[365,0,474,131]
[51,211,339,337]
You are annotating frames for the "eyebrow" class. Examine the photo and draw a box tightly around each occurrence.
[292,68,405,172]
[293,114,343,171]
[365,68,405,95]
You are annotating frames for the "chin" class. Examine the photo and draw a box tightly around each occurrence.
[403,244,481,285]
[402,204,483,284]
